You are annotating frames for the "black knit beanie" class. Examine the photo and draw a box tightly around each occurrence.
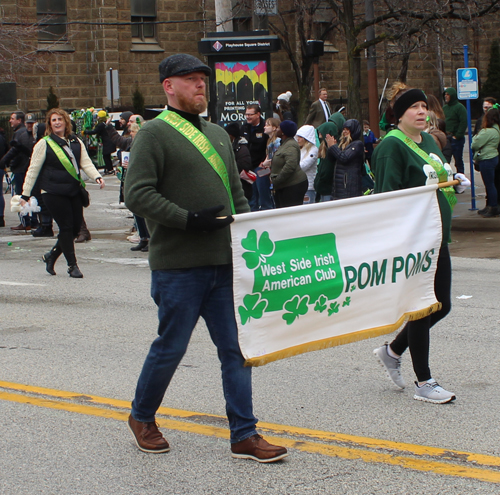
[393,89,427,121]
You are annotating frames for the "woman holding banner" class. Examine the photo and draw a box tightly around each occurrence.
[371,83,469,404]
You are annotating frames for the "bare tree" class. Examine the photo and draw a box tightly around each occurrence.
[323,0,500,120]
[246,0,500,121]
[0,16,69,82]
[236,0,339,122]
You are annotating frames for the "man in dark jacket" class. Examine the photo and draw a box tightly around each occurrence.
[443,87,467,174]
[1,112,32,192]
[305,88,331,128]
[0,112,37,230]
[224,122,253,201]
[473,97,496,136]
[240,104,273,211]
[84,110,116,175]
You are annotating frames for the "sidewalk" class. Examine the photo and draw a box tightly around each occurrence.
[448,161,499,258]
[1,167,497,258]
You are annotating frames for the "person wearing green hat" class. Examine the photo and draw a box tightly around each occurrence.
[84,109,116,175]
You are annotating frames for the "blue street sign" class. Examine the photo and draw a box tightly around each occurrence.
[456,68,478,100]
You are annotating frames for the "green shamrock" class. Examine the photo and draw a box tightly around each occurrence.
[342,297,351,307]
[282,295,309,325]
[238,293,268,325]
[314,294,328,313]
[328,301,340,316]
[350,285,356,292]
[241,230,275,270]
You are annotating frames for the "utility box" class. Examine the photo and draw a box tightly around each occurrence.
[198,31,280,127]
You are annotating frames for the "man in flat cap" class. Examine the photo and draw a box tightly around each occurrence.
[125,53,288,463]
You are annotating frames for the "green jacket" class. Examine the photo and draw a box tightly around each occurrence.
[314,121,340,196]
[471,124,500,161]
[270,136,307,189]
[443,87,467,140]
[371,131,453,245]
[124,115,250,271]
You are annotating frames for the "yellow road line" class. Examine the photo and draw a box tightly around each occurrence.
[1,381,500,483]
[1,380,498,468]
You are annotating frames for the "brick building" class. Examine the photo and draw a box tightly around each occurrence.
[1,0,499,121]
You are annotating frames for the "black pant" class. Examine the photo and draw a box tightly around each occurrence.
[274,179,308,209]
[42,193,83,267]
[103,154,113,173]
[390,245,452,382]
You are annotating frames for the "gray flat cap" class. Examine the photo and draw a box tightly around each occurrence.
[159,54,211,82]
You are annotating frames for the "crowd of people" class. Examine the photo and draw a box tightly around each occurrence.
[2,84,496,248]
[2,51,497,464]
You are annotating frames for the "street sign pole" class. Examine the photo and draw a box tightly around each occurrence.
[458,45,477,210]
[109,68,114,112]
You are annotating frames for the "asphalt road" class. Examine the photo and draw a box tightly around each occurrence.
[1,175,500,494]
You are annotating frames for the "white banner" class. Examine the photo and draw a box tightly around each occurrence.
[231,185,443,366]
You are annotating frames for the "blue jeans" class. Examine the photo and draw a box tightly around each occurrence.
[479,156,499,207]
[134,215,150,240]
[303,189,315,204]
[131,264,258,443]
[249,169,274,211]
[450,136,465,174]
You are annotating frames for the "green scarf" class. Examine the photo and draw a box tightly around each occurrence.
[389,129,456,209]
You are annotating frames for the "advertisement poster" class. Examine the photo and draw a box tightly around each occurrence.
[215,60,270,125]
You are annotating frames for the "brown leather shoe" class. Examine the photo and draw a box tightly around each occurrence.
[231,434,288,463]
[11,224,31,231]
[127,414,170,453]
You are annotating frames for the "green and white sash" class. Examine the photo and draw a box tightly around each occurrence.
[44,136,86,188]
[155,110,235,214]
[389,129,456,209]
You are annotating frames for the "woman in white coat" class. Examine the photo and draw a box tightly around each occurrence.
[295,125,318,204]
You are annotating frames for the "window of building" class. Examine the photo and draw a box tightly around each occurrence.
[231,0,252,32]
[131,0,157,41]
[37,0,67,42]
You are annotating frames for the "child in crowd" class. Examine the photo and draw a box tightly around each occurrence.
[363,120,378,164]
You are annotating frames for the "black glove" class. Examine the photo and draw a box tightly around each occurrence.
[186,205,233,232]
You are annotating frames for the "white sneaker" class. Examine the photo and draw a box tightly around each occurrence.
[414,380,456,404]
[127,234,140,243]
[373,344,406,389]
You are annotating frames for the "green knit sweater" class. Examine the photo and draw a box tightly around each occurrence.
[124,115,250,270]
